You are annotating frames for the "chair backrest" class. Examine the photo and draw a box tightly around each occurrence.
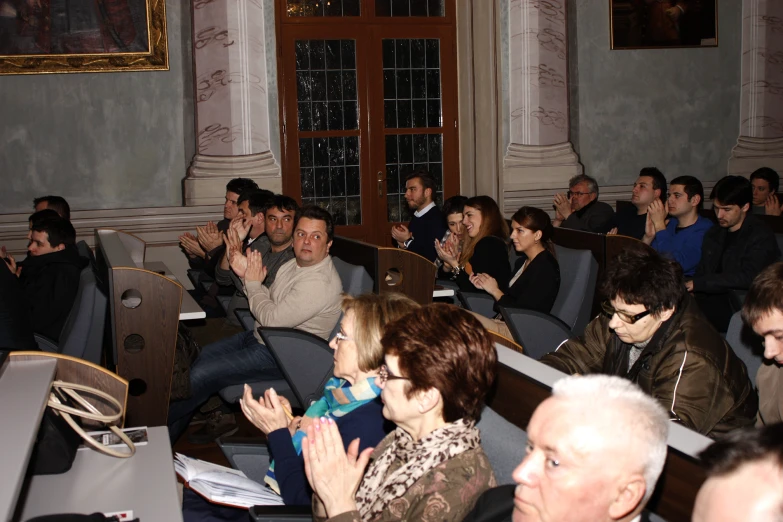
[551,245,598,335]
[457,291,497,319]
[476,406,528,485]
[58,267,108,365]
[725,311,764,388]
[499,307,571,360]
[261,327,336,408]
[332,256,373,296]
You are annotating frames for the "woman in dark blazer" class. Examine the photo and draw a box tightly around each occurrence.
[435,195,511,294]
[470,206,560,338]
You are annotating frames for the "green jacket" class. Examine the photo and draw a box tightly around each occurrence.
[541,295,758,437]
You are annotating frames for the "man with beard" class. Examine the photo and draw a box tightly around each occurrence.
[390,168,446,263]
[687,176,780,333]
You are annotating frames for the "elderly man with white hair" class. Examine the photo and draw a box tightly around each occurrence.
[463,374,670,522]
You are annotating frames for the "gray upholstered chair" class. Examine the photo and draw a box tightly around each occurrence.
[550,245,598,335]
[725,311,765,388]
[35,266,108,365]
[498,307,571,361]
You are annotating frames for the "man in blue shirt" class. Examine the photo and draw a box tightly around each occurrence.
[642,175,712,277]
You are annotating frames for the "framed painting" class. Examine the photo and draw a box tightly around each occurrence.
[0,0,167,75]
[610,1,718,49]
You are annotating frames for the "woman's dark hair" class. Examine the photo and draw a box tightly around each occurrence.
[460,196,509,265]
[601,243,684,316]
[442,195,468,217]
[295,204,335,241]
[750,167,780,194]
[382,304,497,423]
[710,176,753,208]
[510,206,555,257]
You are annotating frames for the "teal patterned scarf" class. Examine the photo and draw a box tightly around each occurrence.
[264,376,382,494]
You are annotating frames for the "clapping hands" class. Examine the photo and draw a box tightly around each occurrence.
[179,232,206,259]
[196,221,222,253]
[302,417,373,518]
[245,249,267,283]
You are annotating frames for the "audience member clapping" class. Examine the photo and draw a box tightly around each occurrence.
[435,195,510,294]
[464,375,669,522]
[470,206,560,338]
[552,174,615,233]
[612,167,667,240]
[303,304,497,522]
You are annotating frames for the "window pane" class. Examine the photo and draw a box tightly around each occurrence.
[299,137,362,225]
[295,40,358,131]
[375,0,445,16]
[287,0,360,17]
[383,39,442,129]
[385,134,444,220]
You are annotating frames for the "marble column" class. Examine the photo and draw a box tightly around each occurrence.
[503,0,582,200]
[727,0,783,177]
[184,0,281,206]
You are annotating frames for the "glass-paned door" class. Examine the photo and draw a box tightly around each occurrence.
[277,0,458,245]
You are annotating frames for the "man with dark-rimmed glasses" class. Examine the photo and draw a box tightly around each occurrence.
[552,174,615,234]
[540,243,757,437]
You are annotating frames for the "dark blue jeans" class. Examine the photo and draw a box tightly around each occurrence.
[168,330,282,442]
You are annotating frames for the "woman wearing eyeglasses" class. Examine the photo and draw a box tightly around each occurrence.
[540,243,757,437]
[236,293,419,507]
[302,304,497,522]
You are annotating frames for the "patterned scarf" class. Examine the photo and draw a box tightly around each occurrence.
[354,418,480,520]
[264,377,381,493]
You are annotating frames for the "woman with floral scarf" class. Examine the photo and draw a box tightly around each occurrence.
[238,292,419,506]
[303,304,498,522]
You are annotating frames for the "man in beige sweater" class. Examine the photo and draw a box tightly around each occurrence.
[741,262,783,426]
[168,205,343,443]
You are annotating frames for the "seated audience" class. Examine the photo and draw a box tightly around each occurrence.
[463,375,669,522]
[693,423,783,522]
[33,195,70,221]
[303,304,497,522]
[168,205,343,443]
[688,175,780,333]
[742,262,783,426]
[750,166,781,216]
[181,294,417,521]
[0,256,37,351]
[179,177,259,279]
[613,167,667,240]
[541,243,758,436]
[552,174,615,233]
[9,217,87,343]
[642,175,713,277]
[435,195,510,293]
[435,195,468,279]
[470,206,560,337]
[390,168,446,262]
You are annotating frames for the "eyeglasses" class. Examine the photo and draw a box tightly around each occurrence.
[334,331,352,343]
[600,301,651,325]
[567,191,593,199]
[378,364,410,384]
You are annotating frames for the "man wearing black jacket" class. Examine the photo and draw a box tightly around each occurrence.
[10,217,87,343]
[390,169,446,262]
[688,176,780,333]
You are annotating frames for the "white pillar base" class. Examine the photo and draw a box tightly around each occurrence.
[727,136,783,178]
[184,152,282,206]
[502,142,583,214]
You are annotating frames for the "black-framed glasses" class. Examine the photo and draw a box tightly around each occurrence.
[379,364,410,384]
[600,301,651,325]
[567,191,593,199]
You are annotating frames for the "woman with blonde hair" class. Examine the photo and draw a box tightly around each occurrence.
[435,195,510,294]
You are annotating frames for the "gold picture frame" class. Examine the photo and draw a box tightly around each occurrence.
[610,0,718,50]
[0,0,168,75]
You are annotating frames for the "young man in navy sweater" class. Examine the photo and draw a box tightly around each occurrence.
[643,175,713,278]
[390,169,446,263]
